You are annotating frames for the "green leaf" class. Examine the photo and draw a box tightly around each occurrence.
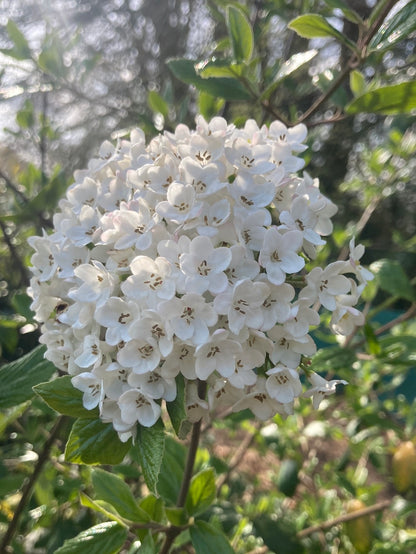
[139,494,165,523]
[91,468,150,522]
[16,99,35,128]
[167,58,251,101]
[167,374,192,439]
[79,492,126,525]
[349,70,366,97]
[277,459,299,497]
[190,520,234,554]
[363,323,381,356]
[1,20,31,60]
[370,259,415,301]
[0,401,30,437]
[369,1,416,52]
[198,92,225,120]
[0,345,56,409]
[147,90,169,118]
[157,436,186,505]
[253,514,304,554]
[131,419,165,494]
[260,49,317,100]
[196,58,243,79]
[346,81,416,115]
[310,346,356,373]
[323,0,363,24]
[54,522,128,554]
[165,506,187,526]
[34,375,98,419]
[288,14,356,51]
[226,5,254,63]
[186,468,216,516]
[65,418,131,465]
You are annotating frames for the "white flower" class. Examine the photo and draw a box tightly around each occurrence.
[72,372,103,410]
[259,228,305,285]
[232,377,293,420]
[195,329,242,380]
[266,365,302,403]
[300,262,351,310]
[121,255,175,305]
[349,238,374,286]
[268,326,316,367]
[95,297,139,346]
[69,261,118,308]
[213,279,270,335]
[180,235,231,295]
[303,371,347,409]
[117,337,160,374]
[118,389,161,427]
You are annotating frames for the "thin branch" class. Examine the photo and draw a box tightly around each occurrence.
[0,169,29,204]
[159,380,207,554]
[297,499,391,539]
[0,416,68,554]
[0,219,29,286]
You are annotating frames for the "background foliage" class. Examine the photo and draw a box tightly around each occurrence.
[0,1,415,553]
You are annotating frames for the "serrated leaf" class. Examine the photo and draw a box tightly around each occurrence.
[167,58,251,101]
[91,468,150,522]
[131,419,165,494]
[186,468,216,516]
[346,81,416,115]
[226,5,254,63]
[288,14,356,51]
[350,70,366,96]
[167,374,191,439]
[54,522,127,554]
[34,375,98,418]
[0,345,56,409]
[370,259,415,301]
[369,1,416,52]
[147,90,168,118]
[190,520,234,554]
[3,20,31,60]
[65,418,130,465]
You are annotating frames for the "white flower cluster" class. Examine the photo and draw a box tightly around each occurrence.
[28,116,371,441]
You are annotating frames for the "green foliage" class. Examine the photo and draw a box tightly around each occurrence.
[288,14,356,51]
[132,420,165,494]
[369,1,416,52]
[346,81,416,115]
[226,5,254,63]
[186,468,216,516]
[54,522,128,554]
[190,520,234,554]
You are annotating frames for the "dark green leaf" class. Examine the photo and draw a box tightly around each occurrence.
[147,90,169,118]
[0,345,56,409]
[167,58,251,101]
[34,375,98,418]
[369,2,416,52]
[157,436,186,505]
[65,418,130,465]
[346,81,416,115]
[288,14,356,51]
[226,5,254,63]
[370,259,415,301]
[131,419,165,494]
[253,514,304,554]
[363,323,381,356]
[186,468,216,516]
[91,468,149,522]
[2,20,31,60]
[167,374,191,439]
[277,459,299,497]
[190,520,234,554]
[54,522,127,554]
[379,335,416,364]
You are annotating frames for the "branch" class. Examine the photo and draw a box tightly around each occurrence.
[297,499,391,539]
[0,416,68,554]
[159,380,207,554]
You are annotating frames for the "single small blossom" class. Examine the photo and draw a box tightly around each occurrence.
[303,371,347,409]
[259,228,305,285]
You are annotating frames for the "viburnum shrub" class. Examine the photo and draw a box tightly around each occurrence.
[28,116,372,441]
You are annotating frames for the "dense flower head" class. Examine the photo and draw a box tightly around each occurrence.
[28,116,371,441]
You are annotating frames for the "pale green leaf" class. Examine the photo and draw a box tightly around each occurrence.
[186,468,216,516]
[370,259,415,301]
[54,522,127,554]
[91,468,150,521]
[346,81,416,115]
[226,5,254,63]
[3,20,31,60]
[288,14,357,52]
[349,70,366,96]
[147,90,168,118]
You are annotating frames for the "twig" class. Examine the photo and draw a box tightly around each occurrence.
[159,380,207,554]
[297,498,391,538]
[0,416,68,554]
